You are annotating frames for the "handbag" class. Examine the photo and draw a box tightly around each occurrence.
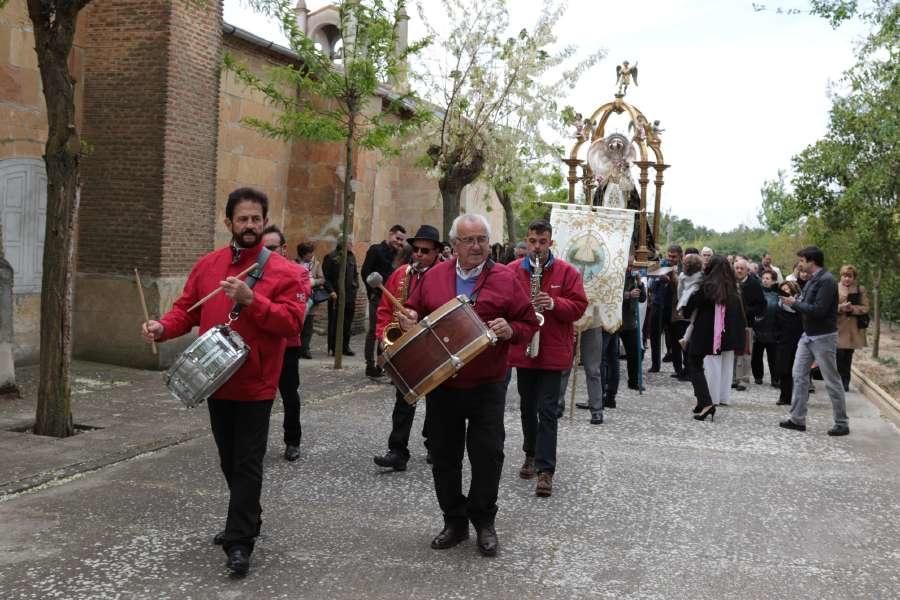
[847,291,869,329]
[311,285,331,305]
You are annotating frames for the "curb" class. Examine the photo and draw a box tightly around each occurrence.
[0,428,209,499]
[852,365,900,425]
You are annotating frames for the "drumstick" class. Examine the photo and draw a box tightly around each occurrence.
[134,268,157,355]
[187,263,258,312]
[365,272,406,313]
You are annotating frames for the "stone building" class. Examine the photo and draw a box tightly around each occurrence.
[0,0,501,368]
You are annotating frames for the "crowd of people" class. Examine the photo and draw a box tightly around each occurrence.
[140,187,871,576]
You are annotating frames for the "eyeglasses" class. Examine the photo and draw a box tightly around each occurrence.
[265,245,281,251]
[412,246,434,254]
[456,235,488,246]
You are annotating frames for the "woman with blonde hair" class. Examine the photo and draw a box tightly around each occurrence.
[836,264,869,392]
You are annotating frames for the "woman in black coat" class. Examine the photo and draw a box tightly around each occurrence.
[684,255,747,421]
[774,280,804,405]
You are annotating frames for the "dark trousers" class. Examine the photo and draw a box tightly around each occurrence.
[836,348,854,388]
[207,398,274,554]
[751,339,778,383]
[649,307,670,369]
[668,320,687,375]
[387,389,427,458]
[686,353,713,409]
[425,382,505,529]
[620,328,641,387]
[327,296,355,353]
[517,368,563,474]
[298,312,315,355]
[600,331,620,402]
[364,296,381,367]
[777,340,799,404]
[278,346,301,446]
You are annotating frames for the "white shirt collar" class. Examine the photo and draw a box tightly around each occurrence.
[456,260,486,281]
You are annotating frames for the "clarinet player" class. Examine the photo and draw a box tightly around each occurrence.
[508,219,588,498]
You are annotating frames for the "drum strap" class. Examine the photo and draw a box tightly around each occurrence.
[228,247,273,320]
[468,259,495,306]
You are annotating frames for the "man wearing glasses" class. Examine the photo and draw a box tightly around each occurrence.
[261,226,311,463]
[372,224,442,472]
[399,214,539,558]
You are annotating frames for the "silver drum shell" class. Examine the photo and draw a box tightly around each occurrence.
[165,325,249,407]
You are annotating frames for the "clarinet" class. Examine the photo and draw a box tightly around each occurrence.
[525,253,546,358]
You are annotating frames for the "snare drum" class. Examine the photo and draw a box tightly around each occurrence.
[378,295,497,404]
[165,325,249,407]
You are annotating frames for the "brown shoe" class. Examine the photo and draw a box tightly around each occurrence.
[518,456,535,479]
[535,471,553,497]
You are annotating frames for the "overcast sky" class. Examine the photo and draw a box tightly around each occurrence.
[223,0,867,232]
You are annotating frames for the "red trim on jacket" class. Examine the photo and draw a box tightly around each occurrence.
[506,257,588,371]
[159,243,309,401]
[375,264,431,339]
[404,258,539,389]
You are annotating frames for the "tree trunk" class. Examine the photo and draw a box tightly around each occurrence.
[333,110,357,370]
[871,266,881,359]
[439,180,463,241]
[28,0,89,438]
[495,186,516,244]
[437,151,484,239]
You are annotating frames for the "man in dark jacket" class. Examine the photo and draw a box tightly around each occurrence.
[361,224,407,377]
[733,258,765,390]
[323,241,359,356]
[779,246,849,436]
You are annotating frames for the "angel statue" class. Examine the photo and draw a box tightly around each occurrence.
[615,60,638,97]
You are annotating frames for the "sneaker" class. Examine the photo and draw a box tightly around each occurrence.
[779,418,806,432]
[518,456,535,479]
[535,472,553,497]
[827,425,850,436]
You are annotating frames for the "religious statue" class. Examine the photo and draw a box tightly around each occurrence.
[615,60,638,97]
[586,133,636,209]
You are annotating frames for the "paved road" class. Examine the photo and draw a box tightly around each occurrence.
[1,345,898,599]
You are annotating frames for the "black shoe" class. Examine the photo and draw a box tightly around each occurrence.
[365,365,384,378]
[476,525,498,557]
[779,418,806,432]
[590,412,603,425]
[754,378,764,385]
[373,450,408,471]
[692,404,702,414]
[648,366,660,373]
[843,383,850,393]
[627,383,639,390]
[602,399,616,408]
[827,424,850,436]
[284,445,300,462]
[662,354,672,363]
[677,375,691,382]
[299,350,313,359]
[575,401,589,410]
[776,398,791,406]
[693,405,716,422]
[226,547,250,577]
[430,525,469,549]
[213,530,226,545]
[342,347,355,356]
[731,383,747,391]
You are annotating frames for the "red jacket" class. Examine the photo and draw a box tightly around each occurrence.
[506,256,588,371]
[405,259,539,389]
[159,243,309,401]
[375,264,430,339]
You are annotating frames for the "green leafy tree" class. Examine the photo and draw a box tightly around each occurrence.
[230,0,429,368]
[758,169,805,233]
[413,0,602,238]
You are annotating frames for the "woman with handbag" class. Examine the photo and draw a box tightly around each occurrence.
[836,264,869,392]
[684,255,747,421]
[774,280,804,405]
[297,242,331,359]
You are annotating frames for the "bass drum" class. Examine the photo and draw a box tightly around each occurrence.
[165,325,249,407]
[378,295,497,404]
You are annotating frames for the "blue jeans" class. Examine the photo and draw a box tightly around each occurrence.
[789,332,848,427]
[518,368,563,473]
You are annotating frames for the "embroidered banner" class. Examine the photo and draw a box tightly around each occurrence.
[549,203,637,332]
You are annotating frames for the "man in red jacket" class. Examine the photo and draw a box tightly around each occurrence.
[508,219,588,498]
[372,224,442,472]
[400,214,539,558]
[141,188,306,577]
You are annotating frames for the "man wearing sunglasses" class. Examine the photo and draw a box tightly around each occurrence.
[372,224,442,472]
